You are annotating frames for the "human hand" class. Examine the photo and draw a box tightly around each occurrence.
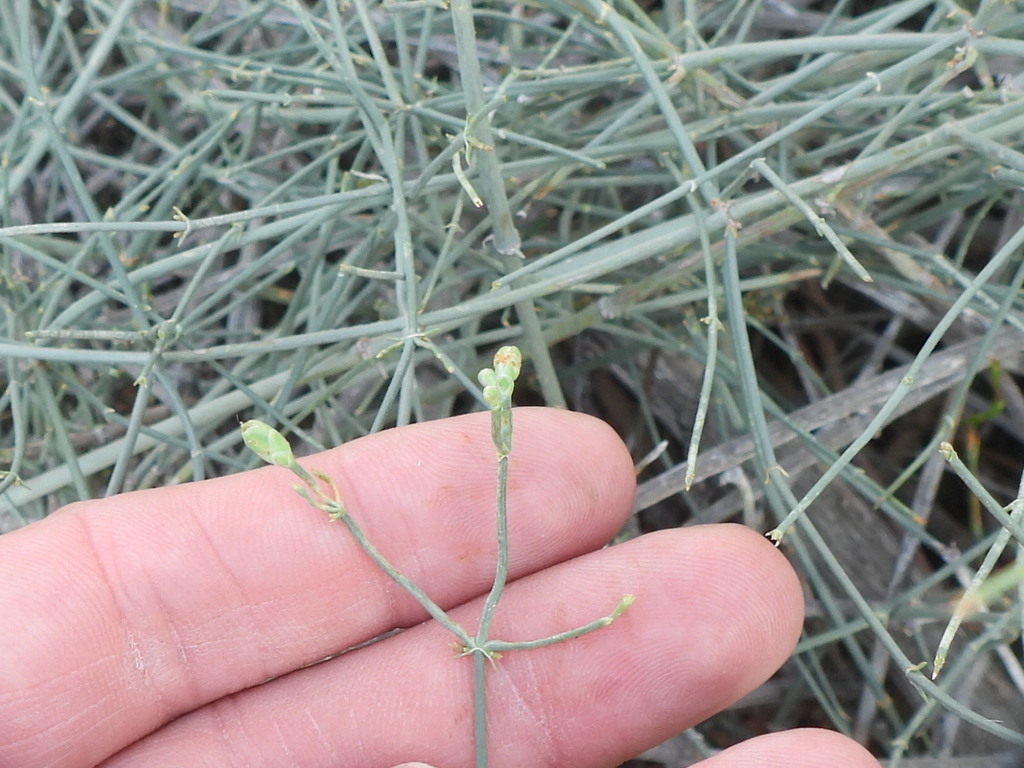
[0,408,876,767]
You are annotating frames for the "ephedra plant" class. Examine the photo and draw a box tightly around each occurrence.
[240,346,632,767]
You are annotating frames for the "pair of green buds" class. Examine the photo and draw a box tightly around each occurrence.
[240,345,524,470]
[239,346,631,768]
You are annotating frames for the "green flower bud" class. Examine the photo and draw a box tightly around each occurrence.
[482,384,502,410]
[479,346,523,412]
[494,373,514,399]
[492,346,522,381]
[240,420,296,468]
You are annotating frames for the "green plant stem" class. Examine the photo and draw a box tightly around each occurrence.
[290,464,473,648]
[770,213,1024,541]
[333,506,472,646]
[448,0,566,409]
[932,443,1024,678]
[749,157,872,283]
[476,451,510,643]
[474,651,488,768]
[484,595,634,653]
[448,0,519,257]
[940,443,1024,547]
[684,190,719,491]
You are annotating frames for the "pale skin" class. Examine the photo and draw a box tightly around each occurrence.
[0,408,878,768]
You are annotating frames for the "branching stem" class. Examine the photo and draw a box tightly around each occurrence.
[240,345,631,768]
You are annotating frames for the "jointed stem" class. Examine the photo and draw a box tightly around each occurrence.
[240,345,631,768]
[335,506,474,648]
[288,462,475,647]
[476,452,510,643]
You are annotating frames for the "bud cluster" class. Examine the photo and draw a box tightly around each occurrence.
[477,345,522,411]
[478,346,522,458]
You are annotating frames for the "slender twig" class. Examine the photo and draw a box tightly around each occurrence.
[240,347,629,766]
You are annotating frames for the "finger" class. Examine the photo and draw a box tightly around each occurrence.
[0,408,634,768]
[694,728,878,768]
[102,524,804,768]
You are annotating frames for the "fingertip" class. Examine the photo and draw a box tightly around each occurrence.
[686,523,806,666]
[699,728,877,767]
[732,522,805,639]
